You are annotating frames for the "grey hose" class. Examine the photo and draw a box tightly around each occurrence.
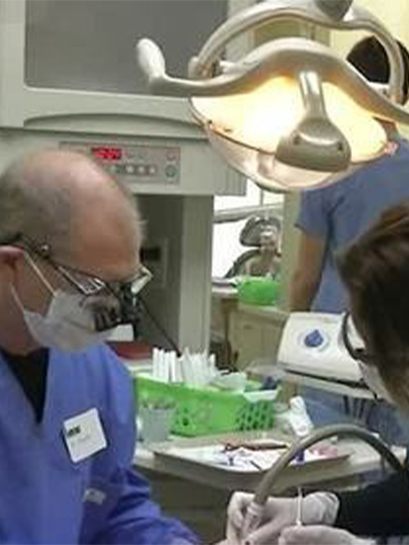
[254,424,403,506]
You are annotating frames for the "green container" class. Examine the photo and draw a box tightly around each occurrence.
[134,375,275,437]
[237,277,280,306]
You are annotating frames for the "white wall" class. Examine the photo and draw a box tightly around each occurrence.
[331,0,409,57]
[212,182,261,277]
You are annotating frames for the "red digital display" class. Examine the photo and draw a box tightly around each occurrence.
[91,146,122,161]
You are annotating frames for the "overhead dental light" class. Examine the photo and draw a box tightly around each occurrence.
[136,0,409,192]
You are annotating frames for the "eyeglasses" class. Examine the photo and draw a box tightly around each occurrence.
[1,233,152,298]
[1,233,153,331]
[48,259,152,299]
[341,312,374,364]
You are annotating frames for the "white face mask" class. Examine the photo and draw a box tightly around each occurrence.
[358,361,393,403]
[11,256,114,352]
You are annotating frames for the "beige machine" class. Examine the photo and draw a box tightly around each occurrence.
[0,0,249,351]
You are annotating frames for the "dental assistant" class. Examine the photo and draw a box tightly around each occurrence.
[227,202,409,545]
[0,149,198,544]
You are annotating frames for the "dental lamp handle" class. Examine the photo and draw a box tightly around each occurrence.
[136,39,166,83]
[136,38,246,97]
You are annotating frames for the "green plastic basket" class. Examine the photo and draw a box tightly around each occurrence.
[134,375,275,437]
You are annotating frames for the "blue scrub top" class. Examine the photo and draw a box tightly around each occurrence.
[296,137,409,313]
[0,344,198,544]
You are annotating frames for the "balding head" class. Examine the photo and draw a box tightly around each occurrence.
[0,149,144,354]
[0,149,141,275]
[17,148,136,213]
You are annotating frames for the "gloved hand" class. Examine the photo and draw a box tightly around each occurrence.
[226,491,339,545]
[278,525,375,545]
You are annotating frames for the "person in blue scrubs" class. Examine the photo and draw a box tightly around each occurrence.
[291,36,409,314]
[289,37,409,443]
[0,149,199,544]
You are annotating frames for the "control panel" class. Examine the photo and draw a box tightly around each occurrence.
[60,141,180,185]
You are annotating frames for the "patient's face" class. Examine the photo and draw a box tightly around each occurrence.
[260,232,277,253]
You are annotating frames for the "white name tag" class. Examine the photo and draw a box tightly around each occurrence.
[63,408,107,463]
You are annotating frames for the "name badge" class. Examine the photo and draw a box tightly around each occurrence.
[63,408,107,463]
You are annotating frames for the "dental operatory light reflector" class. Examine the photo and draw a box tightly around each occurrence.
[136,0,409,192]
[191,76,387,190]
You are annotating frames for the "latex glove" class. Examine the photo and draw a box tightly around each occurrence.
[226,491,339,545]
[278,525,375,545]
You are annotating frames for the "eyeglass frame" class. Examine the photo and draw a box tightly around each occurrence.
[0,233,153,299]
[341,312,374,365]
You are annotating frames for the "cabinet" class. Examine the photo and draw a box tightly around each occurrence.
[230,305,288,368]
[211,289,287,369]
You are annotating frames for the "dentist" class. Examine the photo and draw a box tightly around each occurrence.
[0,149,198,544]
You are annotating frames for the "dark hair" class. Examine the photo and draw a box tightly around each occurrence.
[338,201,409,408]
[347,36,409,105]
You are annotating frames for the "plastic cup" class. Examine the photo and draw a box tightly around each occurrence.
[139,406,174,443]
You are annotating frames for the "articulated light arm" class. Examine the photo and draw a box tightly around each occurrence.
[188,0,403,104]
